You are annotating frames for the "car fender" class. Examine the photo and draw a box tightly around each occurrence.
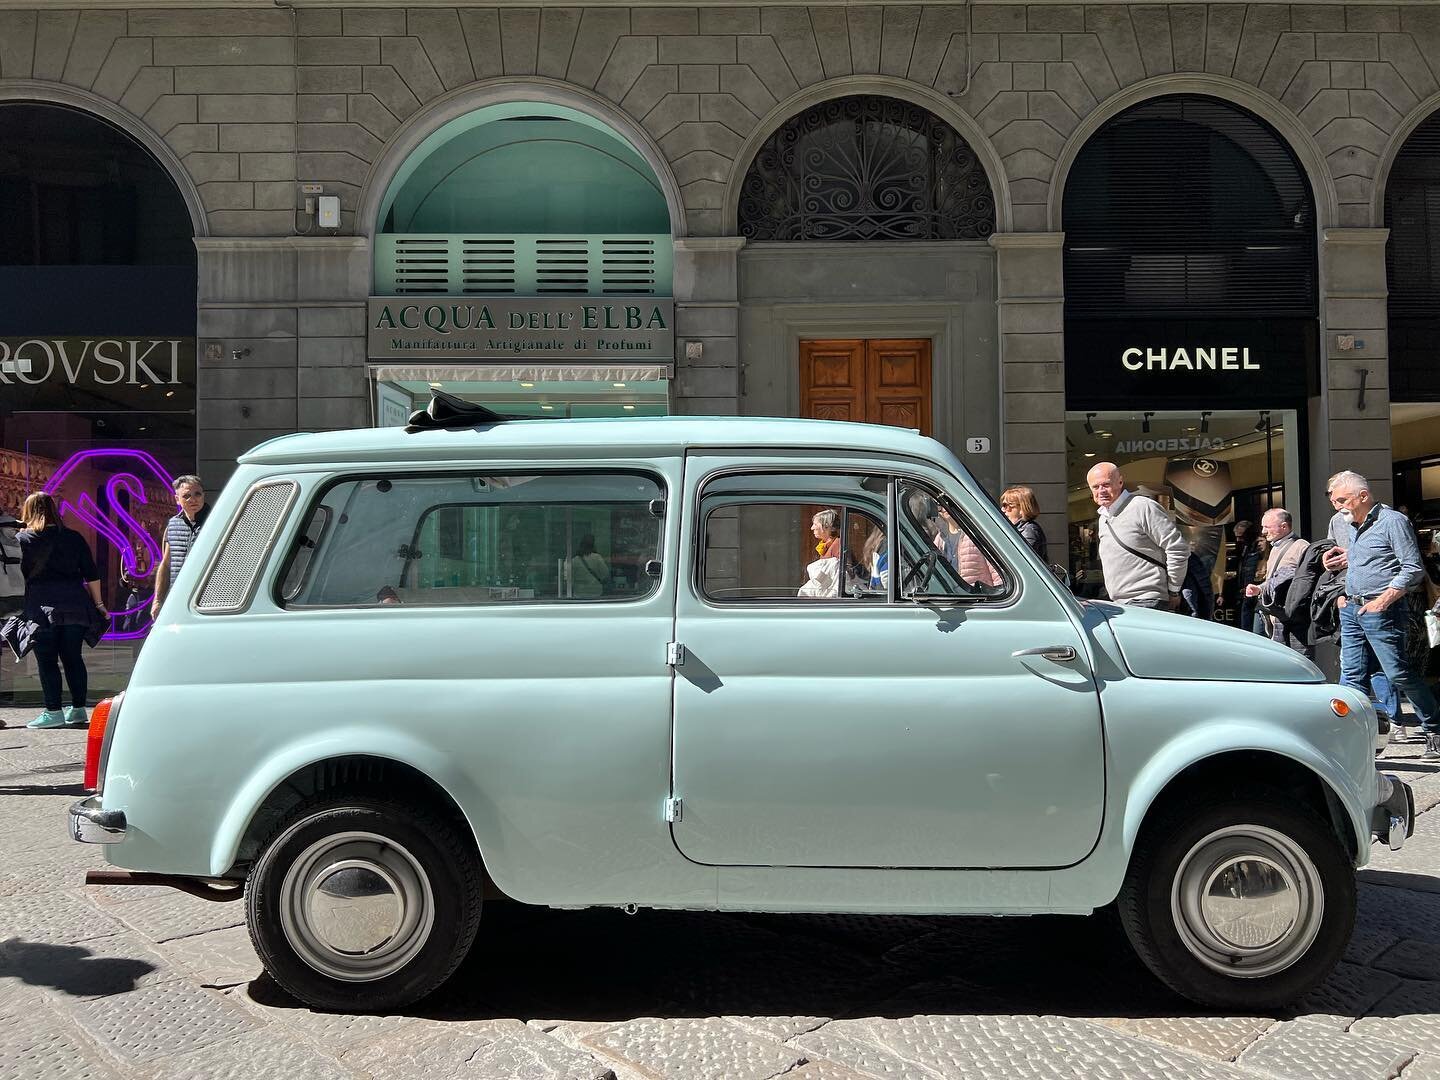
[209,726,487,877]
[1119,720,1372,865]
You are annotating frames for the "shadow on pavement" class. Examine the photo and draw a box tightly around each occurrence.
[4,940,156,997]
[0,781,90,796]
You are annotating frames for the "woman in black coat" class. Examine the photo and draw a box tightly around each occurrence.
[17,492,107,729]
[1001,485,1048,563]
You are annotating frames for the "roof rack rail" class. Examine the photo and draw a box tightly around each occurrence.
[405,389,522,433]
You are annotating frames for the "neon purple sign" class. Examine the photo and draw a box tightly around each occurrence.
[44,448,175,641]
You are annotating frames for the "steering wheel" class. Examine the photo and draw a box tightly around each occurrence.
[900,550,938,595]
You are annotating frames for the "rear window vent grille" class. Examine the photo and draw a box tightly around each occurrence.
[195,482,298,614]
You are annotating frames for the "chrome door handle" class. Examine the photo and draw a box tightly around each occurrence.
[1012,645,1077,662]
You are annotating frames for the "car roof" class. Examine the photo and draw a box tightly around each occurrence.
[237,416,955,467]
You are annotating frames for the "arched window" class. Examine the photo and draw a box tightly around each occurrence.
[1063,95,1316,318]
[1385,110,1440,402]
[374,102,672,296]
[738,95,995,242]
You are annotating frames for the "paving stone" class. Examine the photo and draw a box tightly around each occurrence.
[0,1007,125,1080]
[236,979,437,1046]
[1352,980,1440,1054]
[338,1019,526,1079]
[1360,884,1440,947]
[109,888,246,943]
[1095,1015,1274,1060]
[584,1016,803,1080]
[69,980,259,1064]
[155,1028,355,1080]
[469,1028,615,1080]
[157,925,262,989]
[1,932,177,1000]
[0,890,126,946]
[1285,960,1404,1028]
[1239,1017,1414,1079]
[783,1063,881,1080]
[1344,922,1401,965]
[1373,938,1440,980]
[726,1014,831,1041]
[1400,1052,1440,1080]
[800,1015,1253,1080]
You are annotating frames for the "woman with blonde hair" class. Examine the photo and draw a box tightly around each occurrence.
[16,492,107,728]
[1000,485,1047,562]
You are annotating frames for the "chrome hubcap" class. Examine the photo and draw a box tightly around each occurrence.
[279,831,434,982]
[1171,825,1322,978]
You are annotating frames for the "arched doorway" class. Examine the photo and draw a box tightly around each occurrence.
[0,101,198,701]
[1384,108,1440,543]
[368,101,675,420]
[1060,94,1318,626]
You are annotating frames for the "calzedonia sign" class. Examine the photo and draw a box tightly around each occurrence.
[367,298,675,361]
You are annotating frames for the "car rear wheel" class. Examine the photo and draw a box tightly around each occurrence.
[246,796,481,1012]
[1118,795,1353,1009]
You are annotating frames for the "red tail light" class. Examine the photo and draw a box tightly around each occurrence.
[84,698,114,791]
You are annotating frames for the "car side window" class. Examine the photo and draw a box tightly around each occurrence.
[698,472,889,603]
[896,481,1011,600]
[277,471,664,607]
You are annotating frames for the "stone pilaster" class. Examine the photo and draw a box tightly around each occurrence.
[196,236,369,487]
[671,236,745,415]
[990,232,1066,555]
[1317,228,1393,509]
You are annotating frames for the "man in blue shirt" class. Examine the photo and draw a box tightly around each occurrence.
[1322,471,1438,760]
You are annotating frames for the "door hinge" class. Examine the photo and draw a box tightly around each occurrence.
[666,641,685,666]
[663,797,683,823]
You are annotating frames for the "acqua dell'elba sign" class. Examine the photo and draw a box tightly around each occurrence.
[367,298,674,361]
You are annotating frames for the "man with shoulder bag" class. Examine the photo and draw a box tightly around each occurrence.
[1247,508,1312,657]
[1086,462,1190,610]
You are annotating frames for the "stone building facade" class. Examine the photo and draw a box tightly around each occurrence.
[2,0,1439,557]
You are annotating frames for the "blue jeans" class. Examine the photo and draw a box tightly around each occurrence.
[1339,601,1438,734]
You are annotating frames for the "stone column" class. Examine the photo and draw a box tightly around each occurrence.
[671,237,745,415]
[990,232,1067,556]
[1317,228,1393,510]
[196,237,369,488]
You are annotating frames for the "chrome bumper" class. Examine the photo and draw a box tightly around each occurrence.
[69,796,127,845]
[1372,772,1415,852]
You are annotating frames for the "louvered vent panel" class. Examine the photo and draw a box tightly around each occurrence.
[461,238,516,293]
[1063,95,1318,319]
[601,238,658,294]
[195,483,297,614]
[377,234,672,296]
[534,238,591,293]
[390,237,452,295]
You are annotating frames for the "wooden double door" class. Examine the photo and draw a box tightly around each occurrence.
[799,339,932,435]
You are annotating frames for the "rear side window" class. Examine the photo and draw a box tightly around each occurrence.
[278,472,664,607]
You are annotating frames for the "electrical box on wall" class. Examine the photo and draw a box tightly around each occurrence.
[317,196,341,229]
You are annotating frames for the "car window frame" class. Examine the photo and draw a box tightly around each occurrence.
[271,466,668,611]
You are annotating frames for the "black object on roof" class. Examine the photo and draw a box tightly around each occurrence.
[405,389,519,433]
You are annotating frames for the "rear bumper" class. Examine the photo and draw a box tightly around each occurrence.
[69,796,126,845]
[1372,772,1415,852]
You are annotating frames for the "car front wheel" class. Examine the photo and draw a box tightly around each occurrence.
[246,796,482,1012]
[1118,795,1354,1010]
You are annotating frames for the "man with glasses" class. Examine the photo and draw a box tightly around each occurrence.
[1323,470,1438,759]
[151,475,209,619]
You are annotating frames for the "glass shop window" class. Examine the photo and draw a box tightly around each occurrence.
[278,472,664,607]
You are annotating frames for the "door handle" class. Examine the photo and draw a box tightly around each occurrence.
[1012,645,1077,662]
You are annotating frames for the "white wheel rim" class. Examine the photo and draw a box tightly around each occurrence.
[1170,824,1324,979]
[278,830,435,982]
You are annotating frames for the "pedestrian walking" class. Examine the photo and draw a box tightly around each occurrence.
[1232,521,1265,635]
[1323,471,1439,759]
[1247,508,1312,657]
[1000,485,1048,562]
[14,492,108,729]
[1086,462,1189,610]
[151,475,209,619]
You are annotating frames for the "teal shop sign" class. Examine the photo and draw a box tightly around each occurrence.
[367,298,675,361]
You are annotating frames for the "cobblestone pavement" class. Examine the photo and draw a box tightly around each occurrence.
[3,705,1439,1080]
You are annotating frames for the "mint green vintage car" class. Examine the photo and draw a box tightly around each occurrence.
[72,399,1413,1013]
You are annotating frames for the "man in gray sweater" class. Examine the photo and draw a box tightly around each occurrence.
[1087,461,1190,609]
